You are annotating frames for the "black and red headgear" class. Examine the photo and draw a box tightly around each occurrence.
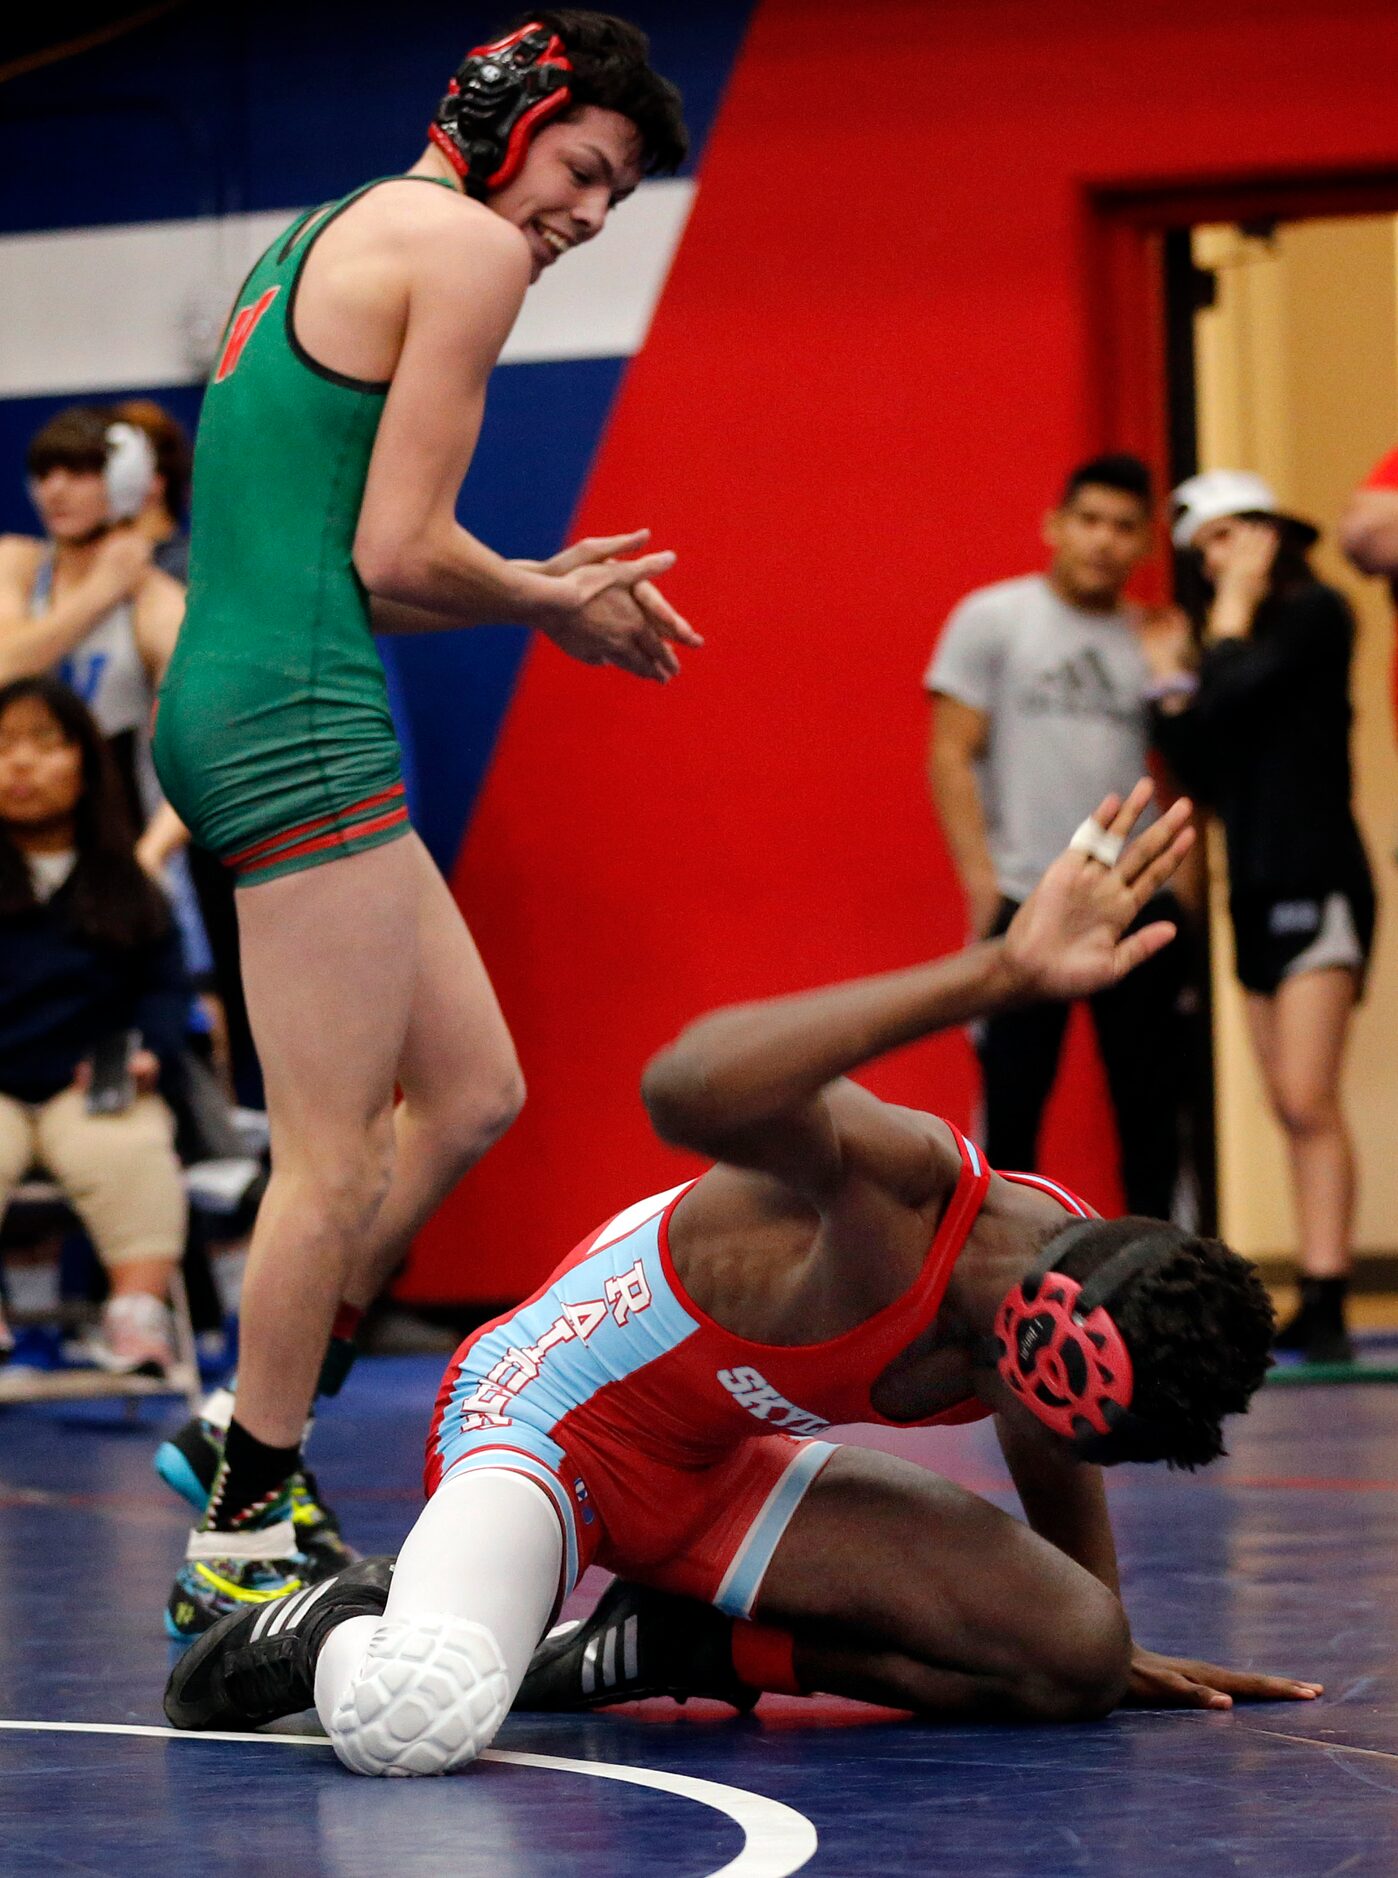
[989,1220,1188,1463]
[430,23,574,200]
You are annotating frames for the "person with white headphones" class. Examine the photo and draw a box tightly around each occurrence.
[1141,470,1374,1364]
[0,408,186,858]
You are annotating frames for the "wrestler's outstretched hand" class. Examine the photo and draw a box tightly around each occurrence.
[1123,1646,1322,1710]
[1003,780,1195,1003]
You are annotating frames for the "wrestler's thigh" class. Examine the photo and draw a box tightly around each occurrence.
[395,835,519,1104]
[755,1444,1118,1681]
[235,838,422,1138]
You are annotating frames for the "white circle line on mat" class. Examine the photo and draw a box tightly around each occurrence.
[0,1718,819,1878]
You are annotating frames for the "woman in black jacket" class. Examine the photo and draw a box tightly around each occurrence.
[0,675,190,1374]
[1144,472,1374,1364]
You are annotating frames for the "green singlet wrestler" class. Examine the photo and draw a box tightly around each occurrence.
[156,13,696,1638]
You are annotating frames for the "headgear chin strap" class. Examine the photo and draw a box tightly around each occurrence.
[429,23,574,200]
[990,1221,1188,1462]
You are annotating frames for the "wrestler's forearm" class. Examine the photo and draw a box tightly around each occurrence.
[360,524,565,633]
[0,579,127,681]
[996,1412,1121,1596]
[644,941,1026,1140]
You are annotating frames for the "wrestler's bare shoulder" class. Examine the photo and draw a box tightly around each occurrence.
[325,176,530,277]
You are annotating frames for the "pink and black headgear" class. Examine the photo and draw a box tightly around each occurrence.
[988,1220,1192,1463]
[430,22,575,200]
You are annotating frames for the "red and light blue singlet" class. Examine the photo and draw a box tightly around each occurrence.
[426,1126,1092,1617]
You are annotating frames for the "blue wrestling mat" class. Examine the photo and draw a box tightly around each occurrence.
[1,1354,1396,1876]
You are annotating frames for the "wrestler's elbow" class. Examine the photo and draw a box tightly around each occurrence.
[354,528,411,600]
[641,1044,724,1152]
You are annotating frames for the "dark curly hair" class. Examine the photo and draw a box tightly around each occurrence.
[507,10,688,174]
[1050,1215,1275,1471]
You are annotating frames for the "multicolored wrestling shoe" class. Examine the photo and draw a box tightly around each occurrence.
[166,1486,322,1642]
[155,1388,355,1573]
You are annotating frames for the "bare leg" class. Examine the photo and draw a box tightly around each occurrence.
[342,840,523,1312]
[754,1447,1129,1722]
[231,840,422,1449]
[1244,969,1358,1280]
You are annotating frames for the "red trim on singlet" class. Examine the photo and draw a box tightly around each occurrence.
[225,782,407,869]
[655,1122,990,1375]
[645,1123,997,1433]
[235,803,409,876]
[996,1169,1096,1219]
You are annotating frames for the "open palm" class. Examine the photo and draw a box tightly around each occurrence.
[1004,782,1195,1002]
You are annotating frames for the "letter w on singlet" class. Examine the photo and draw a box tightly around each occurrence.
[214,286,280,384]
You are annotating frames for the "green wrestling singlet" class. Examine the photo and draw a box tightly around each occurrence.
[154,178,452,887]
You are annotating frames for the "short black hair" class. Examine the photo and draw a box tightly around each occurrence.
[1051,1215,1274,1470]
[1061,453,1153,511]
[511,10,688,174]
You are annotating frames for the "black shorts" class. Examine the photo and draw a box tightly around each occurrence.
[1230,888,1375,996]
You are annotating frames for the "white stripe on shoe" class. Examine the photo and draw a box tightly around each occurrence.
[263,1577,338,1639]
[581,1632,601,1696]
[184,1519,298,1563]
[623,1614,639,1682]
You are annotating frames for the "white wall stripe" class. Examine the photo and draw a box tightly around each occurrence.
[0,178,696,399]
[0,1720,819,1877]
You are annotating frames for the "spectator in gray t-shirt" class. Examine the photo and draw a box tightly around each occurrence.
[925,454,1187,1219]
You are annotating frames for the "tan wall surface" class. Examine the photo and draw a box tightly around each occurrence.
[1193,217,1398,1259]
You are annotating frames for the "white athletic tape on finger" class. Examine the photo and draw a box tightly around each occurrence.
[1068,818,1124,868]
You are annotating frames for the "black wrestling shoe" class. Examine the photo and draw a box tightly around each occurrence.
[514,1579,758,1714]
[164,1556,394,1732]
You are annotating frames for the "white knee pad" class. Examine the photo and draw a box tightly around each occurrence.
[327,1616,511,1777]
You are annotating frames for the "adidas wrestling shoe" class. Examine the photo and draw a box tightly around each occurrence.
[156,1391,355,1573]
[515,1579,758,1714]
[165,1556,394,1732]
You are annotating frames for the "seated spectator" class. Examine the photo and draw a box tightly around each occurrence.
[0,675,190,1375]
[0,405,225,1045]
[1146,471,1374,1365]
[113,398,193,583]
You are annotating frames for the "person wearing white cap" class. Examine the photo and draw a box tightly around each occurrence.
[1142,472,1374,1365]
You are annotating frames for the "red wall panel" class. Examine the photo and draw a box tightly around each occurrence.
[405,0,1398,1301]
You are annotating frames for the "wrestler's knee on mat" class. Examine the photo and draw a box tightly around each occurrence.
[327,1615,511,1776]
